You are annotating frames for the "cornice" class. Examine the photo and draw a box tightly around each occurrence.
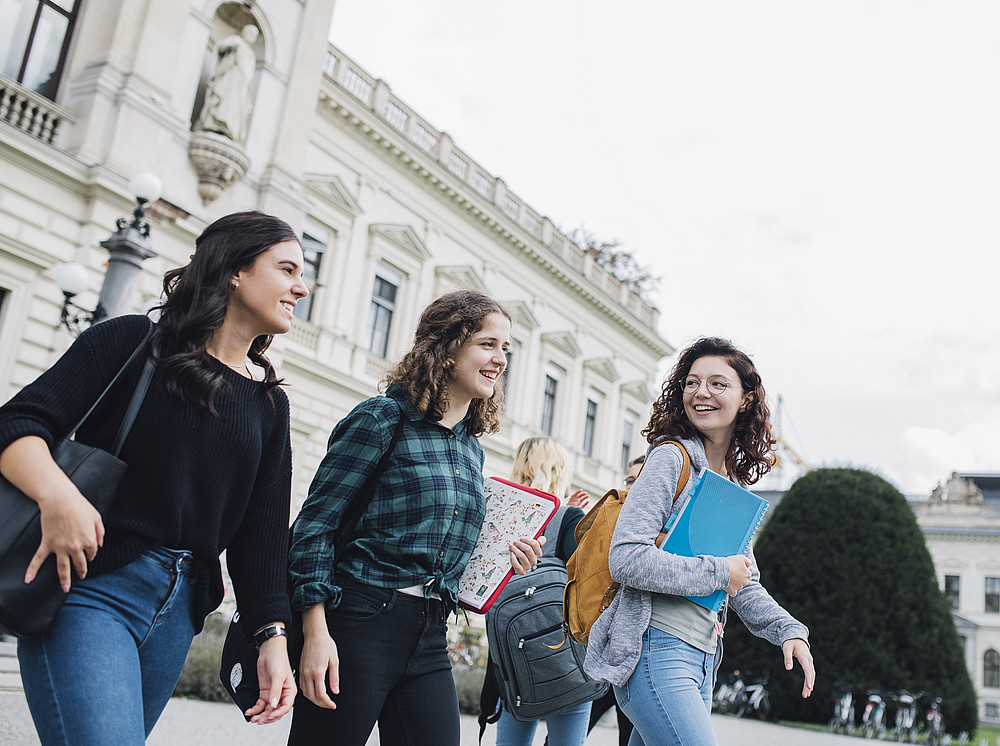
[315,83,671,359]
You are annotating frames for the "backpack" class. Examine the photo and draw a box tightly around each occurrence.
[563,440,690,645]
[483,507,609,724]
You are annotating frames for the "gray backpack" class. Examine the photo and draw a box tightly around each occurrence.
[484,507,609,722]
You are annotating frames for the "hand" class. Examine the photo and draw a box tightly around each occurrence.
[567,489,590,509]
[32,487,105,592]
[725,555,751,597]
[510,535,545,575]
[246,632,296,724]
[782,638,815,698]
[298,604,339,709]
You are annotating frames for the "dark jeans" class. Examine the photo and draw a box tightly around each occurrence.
[287,579,460,746]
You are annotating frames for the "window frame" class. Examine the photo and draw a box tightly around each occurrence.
[986,576,1000,614]
[1,0,80,100]
[540,372,558,436]
[365,265,400,358]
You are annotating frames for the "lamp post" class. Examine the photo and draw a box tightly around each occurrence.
[53,173,162,336]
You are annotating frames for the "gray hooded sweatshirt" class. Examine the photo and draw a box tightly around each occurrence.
[584,435,809,687]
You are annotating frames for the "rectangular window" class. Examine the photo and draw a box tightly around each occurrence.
[295,221,328,322]
[582,398,598,458]
[500,345,514,399]
[621,413,635,473]
[944,575,960,611]
[366,267,399,358]
[985,702,999,719]
[986,577,1000,614]
[0,0,79,99]
[540,374,557,436]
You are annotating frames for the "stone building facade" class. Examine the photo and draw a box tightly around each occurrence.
[0,0,671,516]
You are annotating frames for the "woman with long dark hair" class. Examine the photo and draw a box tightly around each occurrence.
[0,210,307,744]
[287,290,544,746]
[585,337,815,746]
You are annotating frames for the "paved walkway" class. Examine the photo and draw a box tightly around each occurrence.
[0,637,853,745]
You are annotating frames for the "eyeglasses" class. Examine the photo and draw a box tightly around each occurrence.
[682,375,732,395]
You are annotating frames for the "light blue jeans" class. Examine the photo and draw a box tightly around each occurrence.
[495,700,592,746]
[18,546,197,746]
[614,627,718,746]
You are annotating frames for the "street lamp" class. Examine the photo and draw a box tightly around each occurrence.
[54,173,162,336]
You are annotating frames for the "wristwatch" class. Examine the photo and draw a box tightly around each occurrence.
[252,624,287,649]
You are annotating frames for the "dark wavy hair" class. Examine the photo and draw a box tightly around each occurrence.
[381,290,511,436]
[642,336,776,484]
[152,210,299,416]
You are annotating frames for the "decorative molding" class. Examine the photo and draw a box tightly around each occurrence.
[304,173,362,217]
[187,130,250,204]
[504,300,539,332]
[435,265,486,294]
[621,379,654,403]
[368,223,429,260]
[541,330,581,359]
[584,357,618,382]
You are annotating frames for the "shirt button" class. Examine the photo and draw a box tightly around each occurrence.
[455,469,460,475]
[439,551,445,557]
[454,509,459,516]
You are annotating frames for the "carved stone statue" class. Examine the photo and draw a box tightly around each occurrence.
[195,25,259,144]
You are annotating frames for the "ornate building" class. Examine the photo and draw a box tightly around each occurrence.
[0,0,671,514]
[914,473,1000,726]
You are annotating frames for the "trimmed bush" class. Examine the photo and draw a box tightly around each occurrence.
[721,468,977,734]
[173,611,230,702]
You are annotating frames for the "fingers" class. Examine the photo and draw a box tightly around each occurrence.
[567,489,590,508]
[510,536,543,575]
[725,555,752,597]
[782,639,816,699]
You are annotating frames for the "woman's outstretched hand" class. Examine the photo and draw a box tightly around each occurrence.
[782,638,815,698]
[510,535,545,574]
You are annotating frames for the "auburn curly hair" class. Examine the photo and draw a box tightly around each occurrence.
[642,337,776,484]
[381,290,511,436]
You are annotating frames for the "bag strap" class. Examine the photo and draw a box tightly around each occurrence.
[652,440,691,548]
[110,342,158,456]
[333,401,406,552]
[67,320,155,449]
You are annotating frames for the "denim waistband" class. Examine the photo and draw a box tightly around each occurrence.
[143,545,196,578]
[339,576,444,607]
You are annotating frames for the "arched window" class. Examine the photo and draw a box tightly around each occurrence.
[0,0,81,100]
[985,649,1000,689]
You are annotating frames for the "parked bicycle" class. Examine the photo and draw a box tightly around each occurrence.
[861,689,888,740]
[891,690,918,743]
[715,670,774,720]
[923,695,945,746]
[828,683,856,735]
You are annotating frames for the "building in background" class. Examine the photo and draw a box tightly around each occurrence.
[0,0,671,513]
[914,473,1000,727]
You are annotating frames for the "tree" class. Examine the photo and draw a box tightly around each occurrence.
[566,226,660,303]
[721,468,977,734]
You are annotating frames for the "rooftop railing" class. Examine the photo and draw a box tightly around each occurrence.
[322,45,659,330]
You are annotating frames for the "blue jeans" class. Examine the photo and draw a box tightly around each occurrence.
[287,579,460,746]
[614,628,717,746]
[18,546,197,746]
[496,699,592,746]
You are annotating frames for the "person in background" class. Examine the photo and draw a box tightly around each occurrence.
[287,290,544,746]
[0,211,306,743]
[487,435,594,746]
[585,336,815,746]
[582,454,644,746]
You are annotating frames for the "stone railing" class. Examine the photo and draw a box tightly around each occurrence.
[321,46,660,331]
[0,75,73,145]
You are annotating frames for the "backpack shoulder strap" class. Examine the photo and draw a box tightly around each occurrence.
[652,440,691,548]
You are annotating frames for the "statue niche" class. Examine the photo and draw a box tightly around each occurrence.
[188,23,258,205]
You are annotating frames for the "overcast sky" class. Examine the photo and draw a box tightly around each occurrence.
[328,1,1000,495]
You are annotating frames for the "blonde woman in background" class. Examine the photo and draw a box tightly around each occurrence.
[489,436,595,746]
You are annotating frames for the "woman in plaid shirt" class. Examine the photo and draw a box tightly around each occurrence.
[287,290,543,746]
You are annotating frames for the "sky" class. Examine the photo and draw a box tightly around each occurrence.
[327,1,1000,495]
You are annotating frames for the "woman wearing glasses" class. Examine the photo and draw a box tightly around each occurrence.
[584,337,815,746]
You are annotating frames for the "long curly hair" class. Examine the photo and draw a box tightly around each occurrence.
[152,210,299,416]
[510,436,573,498]
[642,336,776,484]
[382,290,510,436]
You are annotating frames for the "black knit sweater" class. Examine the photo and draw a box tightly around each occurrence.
[0,315,292,635]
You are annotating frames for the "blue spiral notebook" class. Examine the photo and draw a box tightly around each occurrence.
[661,468,770,612]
